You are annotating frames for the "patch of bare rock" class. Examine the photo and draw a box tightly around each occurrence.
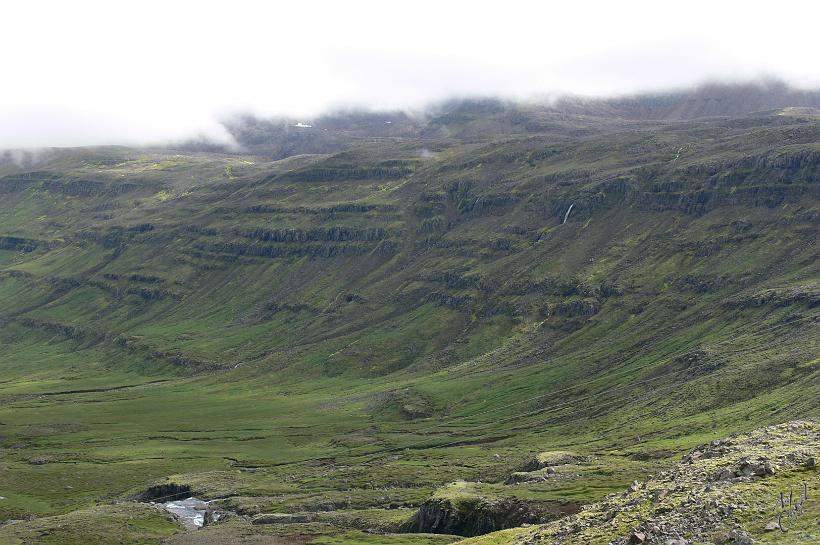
[512,420,818,545]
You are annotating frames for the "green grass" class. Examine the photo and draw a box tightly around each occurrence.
[0,503,180,545]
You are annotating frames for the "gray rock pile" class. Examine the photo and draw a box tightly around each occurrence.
[506,420,818,545]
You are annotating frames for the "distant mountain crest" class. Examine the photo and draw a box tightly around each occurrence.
[168,80,820,157]
[594,80,820,120]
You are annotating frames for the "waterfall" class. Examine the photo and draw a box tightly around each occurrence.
[562,203,574,224]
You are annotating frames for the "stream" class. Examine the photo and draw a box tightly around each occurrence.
[161,497,211,529]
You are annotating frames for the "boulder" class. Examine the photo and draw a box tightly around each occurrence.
[738,460,775,477]
[403,481,579,537]
[727,529,754,545]
[652,489,669,503]
[520,450,577,471]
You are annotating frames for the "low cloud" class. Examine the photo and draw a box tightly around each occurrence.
[1,1,819,149]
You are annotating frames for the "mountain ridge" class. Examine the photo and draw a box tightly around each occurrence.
[0,84,817,544]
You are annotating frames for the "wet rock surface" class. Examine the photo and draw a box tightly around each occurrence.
[162,498,208,529]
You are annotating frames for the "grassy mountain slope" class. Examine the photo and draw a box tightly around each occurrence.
[0,86,818,544]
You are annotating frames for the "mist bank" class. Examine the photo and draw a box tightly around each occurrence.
[4,79,820,162]
[168,79,820,159]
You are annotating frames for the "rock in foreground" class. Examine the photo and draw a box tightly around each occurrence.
[459,420,819,545]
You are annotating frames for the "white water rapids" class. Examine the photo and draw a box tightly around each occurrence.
[162,497,210,529]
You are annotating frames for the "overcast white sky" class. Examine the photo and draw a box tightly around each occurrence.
[2,0,819,148]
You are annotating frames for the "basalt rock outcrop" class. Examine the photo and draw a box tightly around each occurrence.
[404,482,579,537]
[137,483,192,502]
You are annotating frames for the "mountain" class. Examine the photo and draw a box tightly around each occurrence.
[0,82,817,545]
[205,81,820,158]
[561,80,820,121]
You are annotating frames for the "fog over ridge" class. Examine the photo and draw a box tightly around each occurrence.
[2,0,819,149]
